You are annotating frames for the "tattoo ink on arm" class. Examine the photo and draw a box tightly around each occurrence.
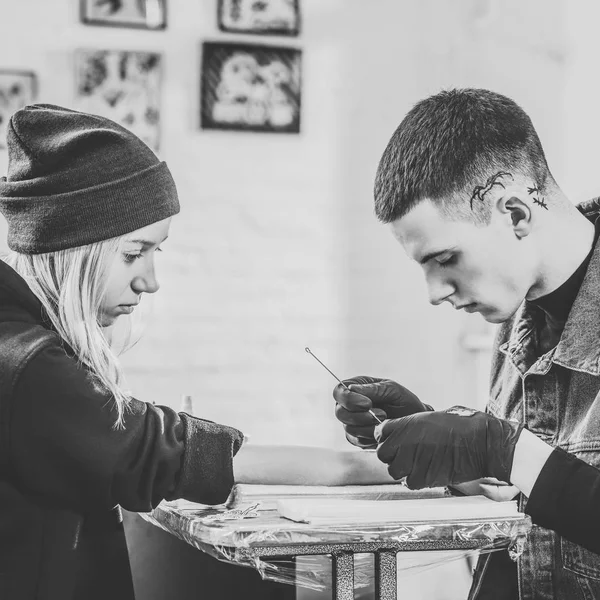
[470,171,514,210]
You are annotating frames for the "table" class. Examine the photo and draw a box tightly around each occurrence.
[141,500,531,600]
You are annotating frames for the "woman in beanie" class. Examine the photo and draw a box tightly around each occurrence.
[0,105,391,600]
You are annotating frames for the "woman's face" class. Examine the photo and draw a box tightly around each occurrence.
[99,217,171,327]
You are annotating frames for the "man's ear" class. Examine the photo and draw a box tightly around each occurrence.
[495,194,532,239]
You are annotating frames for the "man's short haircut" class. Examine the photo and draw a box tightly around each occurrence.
[374,88,553,224]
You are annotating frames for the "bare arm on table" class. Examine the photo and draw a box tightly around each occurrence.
[234,444,395,486]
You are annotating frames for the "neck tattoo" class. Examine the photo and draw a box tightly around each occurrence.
[528,185,549,210]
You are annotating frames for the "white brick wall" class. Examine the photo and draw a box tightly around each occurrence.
[1,0,597,454]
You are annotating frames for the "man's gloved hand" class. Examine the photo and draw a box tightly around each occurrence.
[375,406,524,488]
[333,376,433,449]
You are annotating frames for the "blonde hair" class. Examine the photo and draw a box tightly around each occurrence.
[5,236,134,428]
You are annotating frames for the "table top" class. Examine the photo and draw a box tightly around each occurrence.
[143,498,532,561]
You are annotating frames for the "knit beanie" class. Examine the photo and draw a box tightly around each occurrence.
[0,104,180,254]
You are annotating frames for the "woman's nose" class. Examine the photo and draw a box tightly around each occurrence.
[131,266,160,294]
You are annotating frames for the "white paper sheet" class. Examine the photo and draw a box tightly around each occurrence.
[277,495,520,524]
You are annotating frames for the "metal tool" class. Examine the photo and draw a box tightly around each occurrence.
[305,347,383,424]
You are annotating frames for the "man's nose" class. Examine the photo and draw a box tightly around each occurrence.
[427,279,454,306]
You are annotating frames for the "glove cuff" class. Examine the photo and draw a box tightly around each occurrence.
[486,416,524,483]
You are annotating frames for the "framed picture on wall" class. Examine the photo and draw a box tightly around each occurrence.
[80,0,167,30]
[74,49,162,150]
[0,70,37,150]
[218,0,300,36]
[200,42,301,134]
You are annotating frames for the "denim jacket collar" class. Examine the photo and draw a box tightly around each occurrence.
[502,197,600,376]
[553,198,600,375]
[498,197,600,376]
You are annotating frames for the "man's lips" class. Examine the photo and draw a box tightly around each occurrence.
[455,303,478,313]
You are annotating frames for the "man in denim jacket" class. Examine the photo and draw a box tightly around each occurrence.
[333,88,600,599]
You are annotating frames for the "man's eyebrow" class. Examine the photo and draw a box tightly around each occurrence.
[417,249,453,265]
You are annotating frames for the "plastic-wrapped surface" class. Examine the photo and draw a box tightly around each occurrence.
[140,497,531,592]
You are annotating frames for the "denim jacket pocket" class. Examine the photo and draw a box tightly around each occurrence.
[561,537,600,580]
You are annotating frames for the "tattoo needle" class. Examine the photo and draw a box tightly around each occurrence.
[304,347,383,424]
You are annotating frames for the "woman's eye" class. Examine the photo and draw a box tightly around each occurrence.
[123,252,143,263]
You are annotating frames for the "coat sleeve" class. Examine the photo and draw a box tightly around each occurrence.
[525,447,600,554]
[9,341,244,513]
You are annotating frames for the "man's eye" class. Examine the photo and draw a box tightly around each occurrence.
[437,255,456,267]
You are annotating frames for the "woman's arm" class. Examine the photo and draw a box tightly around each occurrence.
[233,444,395,486]
[11,342,244,512]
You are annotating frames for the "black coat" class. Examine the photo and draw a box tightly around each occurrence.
[0,259,244,599]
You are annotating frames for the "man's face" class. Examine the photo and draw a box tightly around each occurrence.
[390,199,534,323]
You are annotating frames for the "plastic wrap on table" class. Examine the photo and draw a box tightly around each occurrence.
[140,497,531,592]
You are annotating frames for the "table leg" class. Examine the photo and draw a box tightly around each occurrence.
[331,552,354,600]
[375,550,397,600]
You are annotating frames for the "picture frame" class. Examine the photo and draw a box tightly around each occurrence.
[218,0,300,36]
[0,70,37,150]
[74,49,162,151]
[80,0,167,30]
[200,42,302,134]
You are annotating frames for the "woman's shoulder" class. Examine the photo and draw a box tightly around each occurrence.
[0,321,61,377]
[4,321,122,418]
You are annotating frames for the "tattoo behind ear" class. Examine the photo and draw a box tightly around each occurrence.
[528,185,549,210]
[470,172,514,210]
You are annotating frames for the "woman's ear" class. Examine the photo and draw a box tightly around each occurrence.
[495,194,532,240]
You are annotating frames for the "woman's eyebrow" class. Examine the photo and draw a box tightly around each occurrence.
[124,239,153,247]
[124,235,168,247]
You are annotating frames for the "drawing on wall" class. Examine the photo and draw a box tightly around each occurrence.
[0,70,37,150]
[74,50,162,151]
[80,0,167,30]
[201,42,301,134]
[218,0,300,35]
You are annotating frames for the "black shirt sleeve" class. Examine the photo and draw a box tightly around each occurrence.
[526,447,600,553]
[9,341,244,513]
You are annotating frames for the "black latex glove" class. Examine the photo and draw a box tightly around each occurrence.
[333,376,433,449]
[375,406,524,489]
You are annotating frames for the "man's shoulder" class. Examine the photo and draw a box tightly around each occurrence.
[576,197,600,220]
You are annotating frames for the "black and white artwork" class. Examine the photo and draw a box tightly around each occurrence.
[75,50,162,150]
[0,70,37,150]
[81,0,167,30]
[218,0,300,35]
[201,42,301,134]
